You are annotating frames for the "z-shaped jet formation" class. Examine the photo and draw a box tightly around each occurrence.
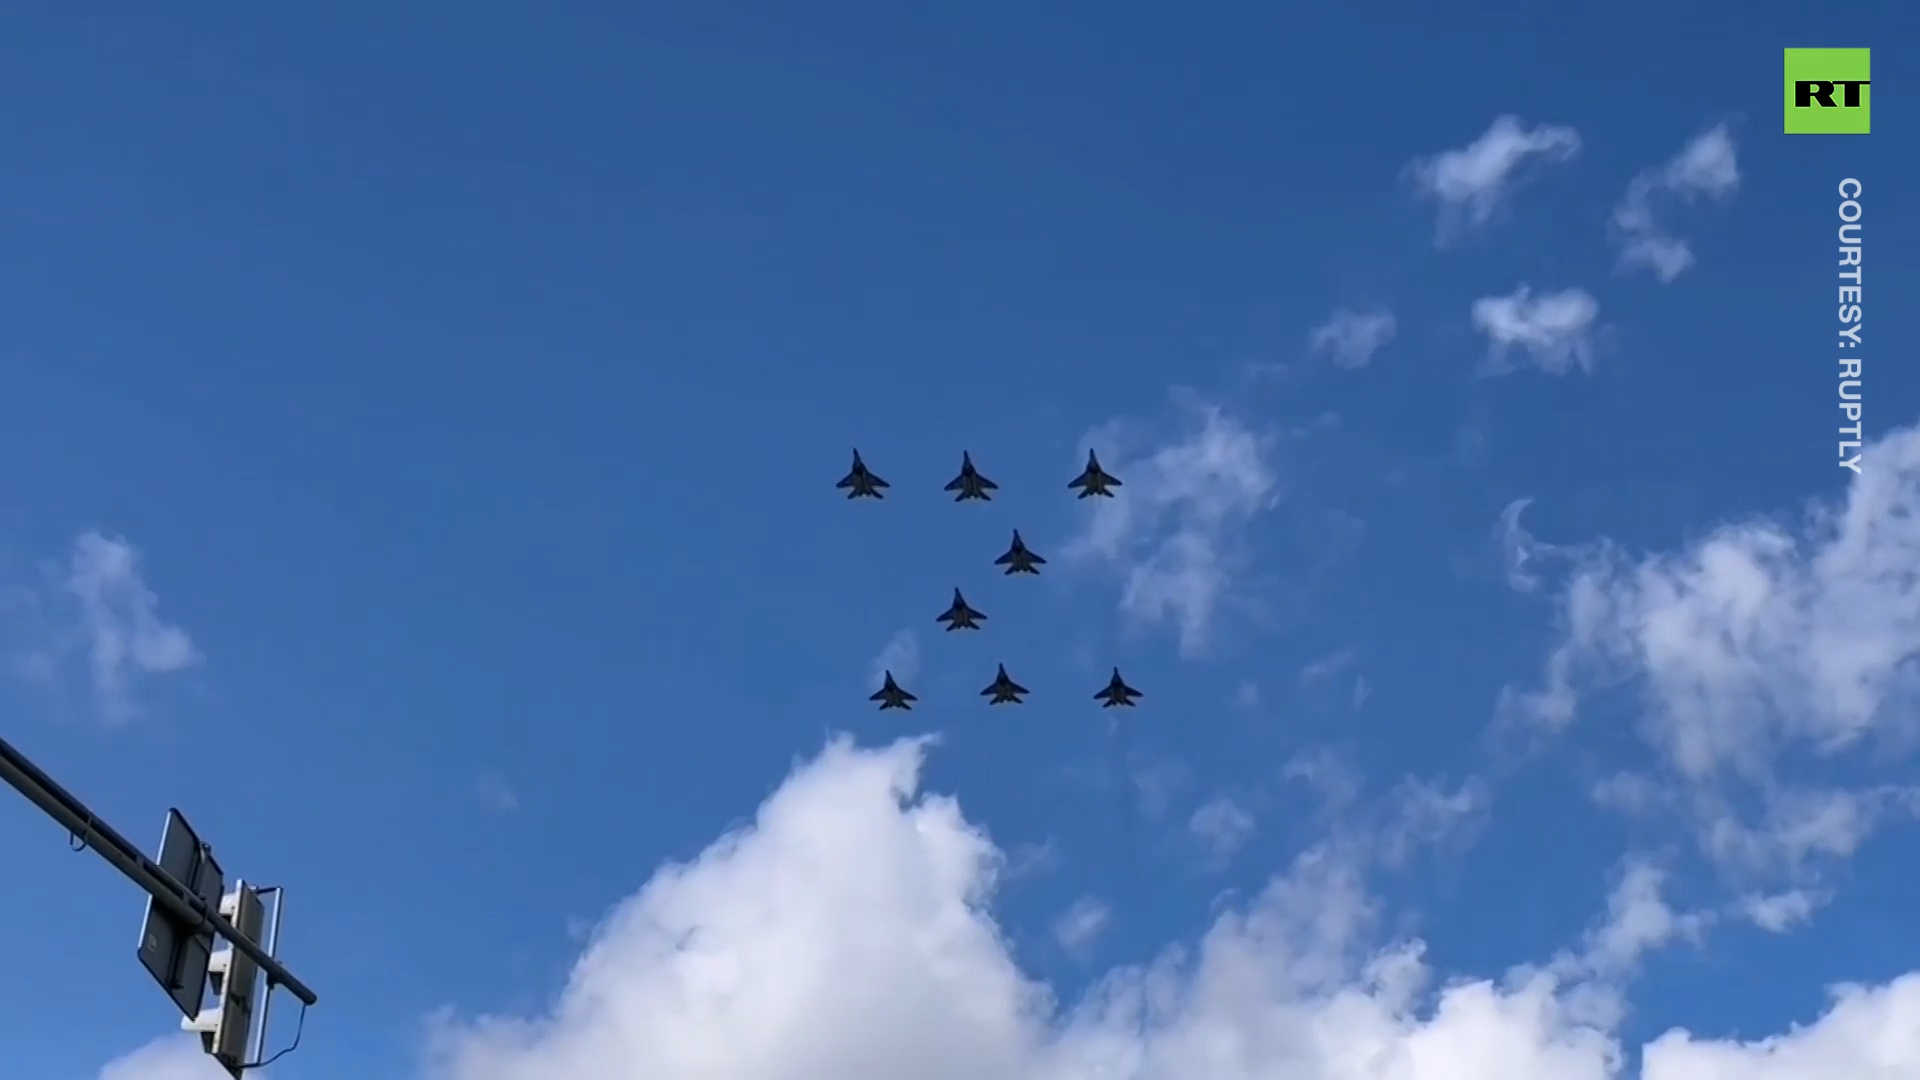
[1094,667,1142,708]
[869,670,917,711]
[1068,450,1122,498]
[836,449,889,499]
[981,663,1029,704]
[944,451,999,501]
[935,588,986,631]
[993,530,1046,575]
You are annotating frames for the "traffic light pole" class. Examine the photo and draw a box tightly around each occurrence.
[0,732,318,1007]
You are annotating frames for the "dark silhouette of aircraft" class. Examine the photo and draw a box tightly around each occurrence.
[981,664,1029,704]
[1094,667,1142,708]
[944,451,999,501]
[1068,450,1122,498]
[993,530,1046,575]
[836,450,889,499]
[869,670,917,711]
[935,588,986,631]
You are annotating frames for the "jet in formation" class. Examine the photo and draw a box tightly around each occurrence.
[1094,667,1143,708]
[870,670,918,711]
[981,663,1030,704]
[836,450,890,499]
[1068,450,1122,499]
[994,530,1046,575]
[944,451,999,502]
[935,588,986,631]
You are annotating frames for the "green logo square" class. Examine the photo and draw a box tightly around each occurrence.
[1785,48,1870,134]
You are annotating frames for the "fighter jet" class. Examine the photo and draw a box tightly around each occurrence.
[1093,667,1143,708]
[943,451,999,502]
[869,670,917,711]
[981,663,1029,704]
[935,588,987,631]
[836,449,889,499]
[993,530,1046,575]
[1068,449,1122,499]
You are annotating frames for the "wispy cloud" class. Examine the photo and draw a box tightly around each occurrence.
[1471,286,1600,376]
[1231,680,1261,708]
[1612,124,1740,282]
[1067,400,1280,657]
[1307,308,1396,369]
[1406,115,1581,245]
[867,629,920,688]
[1297,649,1356,686]
[1052,896,1112,958]
[1733,888,1825,933]
[1508,423,1920,878]
[12,532,202,723]
[1574,861,1713,979]
[1189,795,1257,865]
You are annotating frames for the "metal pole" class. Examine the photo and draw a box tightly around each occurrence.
[0,733,318,1006]
[253,886,286,1064]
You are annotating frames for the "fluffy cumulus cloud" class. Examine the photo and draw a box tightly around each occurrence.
[1308,309,1397,369]
[1611,125,1740,282]
[1471,287,1600,376]
[100,738,1920,1080]
[1505,422,1920,875]
[1406,115,1581,244]
[1067,401,1280,657]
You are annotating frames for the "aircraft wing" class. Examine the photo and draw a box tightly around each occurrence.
[992,549,1014,565]
[944,474,966,491]
[869,686,889,701]
[837,471,859,488]
[1068,469,1091,489]
[1007,678,1028,694]
[900,687,918,701]
[978,474,999,490]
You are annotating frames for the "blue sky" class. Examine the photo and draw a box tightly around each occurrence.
[3,5,1917,1079]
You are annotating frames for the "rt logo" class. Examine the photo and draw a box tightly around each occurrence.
[1785,48,1870,134]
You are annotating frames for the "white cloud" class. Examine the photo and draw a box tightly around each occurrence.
[1407,115,1581,244]
[1232,680,1262,708]
[1733,889,1824,933]
[1641,975,1920,1079]
[1612,125,1740,282]
[1471,287,1600,376]
[1308,309,1397,369]
[868,629,921,688]
[1298,649,1356,685]
[95,738,1920,1080]
[1510,422,1920,876]
[64,532,200,722]
[1054,897,1113,957]
[1067,402,1280,657]
[97,1037,237,1080]
[1189,796,1257,863]
[1377,777,1491,868]
[1576,863,1712,978]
